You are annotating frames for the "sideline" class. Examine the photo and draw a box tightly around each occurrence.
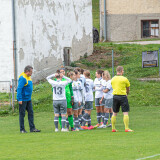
[136,154,160,160]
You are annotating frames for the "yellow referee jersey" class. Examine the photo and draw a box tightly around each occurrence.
[111,76,130,95]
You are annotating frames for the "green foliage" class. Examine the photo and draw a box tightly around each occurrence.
[70,62,77,67]
[92,0,100,32]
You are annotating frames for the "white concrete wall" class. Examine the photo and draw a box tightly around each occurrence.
[16,0,93,82]
[0,0,14,90]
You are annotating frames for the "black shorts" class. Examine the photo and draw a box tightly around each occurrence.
[113,95,129,113]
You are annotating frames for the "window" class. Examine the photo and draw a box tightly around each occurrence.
[141,20,159,38]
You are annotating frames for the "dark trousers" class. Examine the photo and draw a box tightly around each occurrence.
[19,101,35,131]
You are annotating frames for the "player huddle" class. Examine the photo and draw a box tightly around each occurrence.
[46,67,114,132]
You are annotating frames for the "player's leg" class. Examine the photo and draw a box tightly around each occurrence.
[60,101,68,132]
[95,98,101,126]
[66,115,69,130]
[121,96,133,132]
[111,96,120,132]
[72,102,79,131]
[53,101,59,132]
[81,102,89,129]
[58,113,62,129]
[78,103,83,127]
[100,105,105,125]
[66,96,74,130]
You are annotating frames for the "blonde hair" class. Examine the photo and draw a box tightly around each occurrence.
[83,70,90,78]
[116,66,124,73]
[103,70,111,80]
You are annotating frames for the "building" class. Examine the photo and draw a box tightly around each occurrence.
[100,0,160,41]
[0,0,93,91]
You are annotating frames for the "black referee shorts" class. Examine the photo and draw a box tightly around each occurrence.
[113,95,129,113]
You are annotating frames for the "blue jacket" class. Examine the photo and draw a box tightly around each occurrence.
[17,72,33,101]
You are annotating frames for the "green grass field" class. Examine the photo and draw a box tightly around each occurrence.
[1,43,160,160]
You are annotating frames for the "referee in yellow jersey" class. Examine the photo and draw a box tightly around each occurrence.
[111,66,133,132]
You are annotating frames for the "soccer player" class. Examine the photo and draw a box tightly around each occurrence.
[75,68,86,122]
[81,70,94,130]
[46,70,72,132]
[69,71,82,131]
[59,67,74,131]
[99,70,113,128]
[111,66,133,132]
[94,70,104,127]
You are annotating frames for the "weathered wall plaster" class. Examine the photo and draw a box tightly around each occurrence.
[16,0,93,82]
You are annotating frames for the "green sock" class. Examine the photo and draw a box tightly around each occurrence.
[68,115,74,128]
[59,116,62,128]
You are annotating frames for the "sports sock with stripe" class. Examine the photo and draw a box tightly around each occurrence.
[102,113,105,124]
[104,113,109,125]
[74,117,79,128]
[54,116,59,129]
[66,118,69,129]
[97,112,101,124]
[88,115,91,127]
[110,113,113,121]
[61,116,66,129]
[78,114,82,126]
[81,113,89,126]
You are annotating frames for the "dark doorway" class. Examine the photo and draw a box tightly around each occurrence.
[63,47,71,66]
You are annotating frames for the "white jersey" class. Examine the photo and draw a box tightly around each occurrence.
[79,74,86,103]
[84,78,94,102]
[72,80,82,102]
[79,74,86,90]
[94,78,103,98]
[103,80,113,99]
[46,74,71,100]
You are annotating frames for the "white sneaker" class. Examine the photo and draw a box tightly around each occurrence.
[55,128,59,132]
[106,124,112,127]
[61,128,69,132]
[98,124,106,128]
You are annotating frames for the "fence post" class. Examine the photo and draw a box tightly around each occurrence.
[12,79,15,112]
[112,49,114,77]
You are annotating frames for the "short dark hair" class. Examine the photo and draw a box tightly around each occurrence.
[24,65,33,73]
[74,70,79,75]
[96,69,104,77]
[56,70,60,78]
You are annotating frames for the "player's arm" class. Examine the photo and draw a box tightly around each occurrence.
[100,96,104,104]
[126,78,130,95]
[126,87,130,95]
[103,88,109,93]
[46,74,57,86]
[46,74,55,81]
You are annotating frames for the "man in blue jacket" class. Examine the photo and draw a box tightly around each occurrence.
[17,65,40,133]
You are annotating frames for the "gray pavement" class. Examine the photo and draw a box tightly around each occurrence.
[116,40,160,45]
